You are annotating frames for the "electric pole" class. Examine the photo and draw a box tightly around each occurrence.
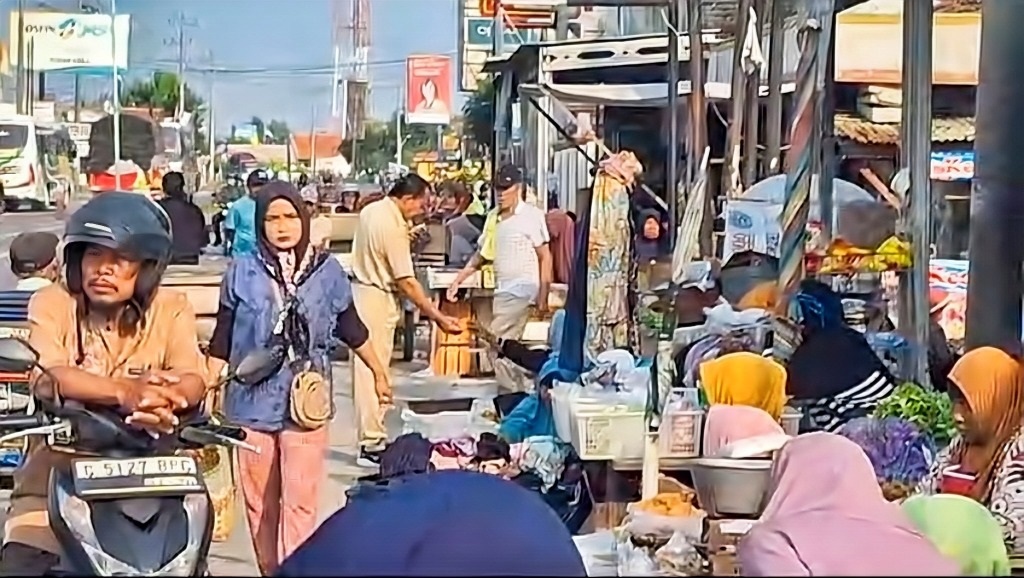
[167,12,198,120]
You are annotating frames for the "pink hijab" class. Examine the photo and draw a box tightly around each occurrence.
[738,433,959,576]
[703,405,785,455]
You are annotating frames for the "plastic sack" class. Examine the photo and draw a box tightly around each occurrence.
[617,538,660,577]
[624,504,705,541]
[401,409,479,442]
[655,531,704,576]
[573,531,618,577]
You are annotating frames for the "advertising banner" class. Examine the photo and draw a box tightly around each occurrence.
[930,151,974,181]
[9,12,130,73]
[406,55,453,126]
[721,199,783,265]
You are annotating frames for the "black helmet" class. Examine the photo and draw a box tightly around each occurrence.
[64,192,173,306]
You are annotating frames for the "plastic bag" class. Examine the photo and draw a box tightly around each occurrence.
[617,539,660,577]
[655,531,704,576]
[573,531,618,577]
[624,506,705,540]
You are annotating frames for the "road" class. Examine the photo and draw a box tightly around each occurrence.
[0,209,72,290]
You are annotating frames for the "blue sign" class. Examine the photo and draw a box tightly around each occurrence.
[465,17,538,48]
[930,151,974,181]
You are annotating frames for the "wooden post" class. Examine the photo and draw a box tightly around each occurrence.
[687,0,712,256]
[763,0,785,175]
[722,0,753,198]
[742,0,765,187]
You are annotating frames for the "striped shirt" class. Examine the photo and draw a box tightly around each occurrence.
[804,369,897,432]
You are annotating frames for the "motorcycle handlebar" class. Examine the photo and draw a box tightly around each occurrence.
[0,414,47,431]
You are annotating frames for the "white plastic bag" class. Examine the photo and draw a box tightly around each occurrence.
[624,505,705,541]
[401,408,472,441]
[655,531,705,576]
[573,531,618,577]
[617,539,660,577]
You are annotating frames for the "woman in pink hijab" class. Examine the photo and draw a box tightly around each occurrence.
[738,433,959,576]
[703,405,786,455]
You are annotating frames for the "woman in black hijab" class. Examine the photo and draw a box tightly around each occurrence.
[635,208,668,261]
[208,181,392,573]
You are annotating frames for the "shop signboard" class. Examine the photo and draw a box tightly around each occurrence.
[9,12,130,73]
[465,17,539,48]
[930,151,974,181]
[721,200,783,265]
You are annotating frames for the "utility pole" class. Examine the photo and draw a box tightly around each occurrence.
[15,0,24,115]
[167,12,198,120]
[208,70,216,185]
[111,0,120,183]
[395,85,404,164]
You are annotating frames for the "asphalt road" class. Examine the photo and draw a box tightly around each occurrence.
[0,207,73,290]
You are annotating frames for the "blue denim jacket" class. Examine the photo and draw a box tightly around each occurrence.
[220,254,350,432]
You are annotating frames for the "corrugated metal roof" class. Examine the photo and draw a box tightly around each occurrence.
[834,114,975,145]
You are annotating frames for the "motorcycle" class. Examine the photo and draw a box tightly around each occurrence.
[0,338,274,576]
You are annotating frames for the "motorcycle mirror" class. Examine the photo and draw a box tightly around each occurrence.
[0,338,39,374]
[231,348,280,385]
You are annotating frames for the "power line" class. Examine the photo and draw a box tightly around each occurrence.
[121,51,458,77]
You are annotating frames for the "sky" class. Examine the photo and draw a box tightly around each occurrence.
[12,0,460,136]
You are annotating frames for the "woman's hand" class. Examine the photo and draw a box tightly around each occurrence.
[374,371,393,406]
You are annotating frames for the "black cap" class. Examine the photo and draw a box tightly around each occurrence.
[9,232,59,275]
[247,169,270,189]
[493,164,523,190]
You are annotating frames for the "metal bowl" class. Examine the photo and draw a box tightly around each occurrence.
[689,458,773,518]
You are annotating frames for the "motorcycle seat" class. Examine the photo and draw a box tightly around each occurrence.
[0,290,33,324]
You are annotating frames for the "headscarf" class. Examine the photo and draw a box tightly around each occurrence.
[700,352,787,420]
[635,208,665,261]
[901,494,1010,576]
[275,471,587,577]
[738,433,959,577]
[255,181,313,290]
[795,279,845,333]
[702,405,785,455]
[738,281,779,311]
[947,347,1024,502]
[380,433,435,480]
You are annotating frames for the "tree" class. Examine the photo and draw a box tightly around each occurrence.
[340,115,436,172]
[462,78,494,153]
[266,119,291,144]
[121,71,202,116]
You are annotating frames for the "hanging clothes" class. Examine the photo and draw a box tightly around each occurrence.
[584,152,642,357]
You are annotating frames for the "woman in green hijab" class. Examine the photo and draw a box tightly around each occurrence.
[902,494,1011,576]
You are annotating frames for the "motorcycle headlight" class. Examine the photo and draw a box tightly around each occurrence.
[56,482,210,576]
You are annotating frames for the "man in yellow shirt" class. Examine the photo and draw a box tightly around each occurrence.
[350,174,461,466]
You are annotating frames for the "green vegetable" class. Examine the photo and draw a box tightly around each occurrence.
[873,382,958,446]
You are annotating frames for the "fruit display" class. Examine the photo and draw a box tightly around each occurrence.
[807,236,912,275]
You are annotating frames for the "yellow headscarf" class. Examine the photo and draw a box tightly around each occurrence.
[700,352,787,420]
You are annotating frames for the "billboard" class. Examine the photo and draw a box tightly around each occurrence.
[9,12,130,73]
[406,55,453,126]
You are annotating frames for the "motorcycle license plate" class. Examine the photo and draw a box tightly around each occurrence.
[0,327,28,339]
[71,456,204,498]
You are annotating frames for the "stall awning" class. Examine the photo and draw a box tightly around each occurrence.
[519,80,796,107]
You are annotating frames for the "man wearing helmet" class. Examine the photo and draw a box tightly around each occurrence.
[0,192,207,574]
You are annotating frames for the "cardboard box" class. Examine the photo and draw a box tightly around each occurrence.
[710,553,740,576]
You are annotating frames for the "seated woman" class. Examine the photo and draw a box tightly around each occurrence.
[700,351,786,421]
[702,405,787,456]
[738,433,959,576]
[921,346,1024,556]
[902,494,1010,576]
[786,280,897,432]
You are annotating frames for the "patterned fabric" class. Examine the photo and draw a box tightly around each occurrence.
[584,167,634,357]
[923,426,1024,556]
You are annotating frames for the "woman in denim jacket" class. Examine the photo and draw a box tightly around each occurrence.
[208,181,389,574]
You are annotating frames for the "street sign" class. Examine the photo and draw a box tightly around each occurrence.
[465,17,539,48]
[478,0,557,28]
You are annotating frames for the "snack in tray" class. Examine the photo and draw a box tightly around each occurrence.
[635,491,702,518]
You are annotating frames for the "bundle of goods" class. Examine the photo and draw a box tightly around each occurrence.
[873,382,958,447]
[839,416,936,501]
[616,484,708,576]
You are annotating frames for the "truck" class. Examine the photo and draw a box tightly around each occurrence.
[84,108,162,194]
[159,115,199,194]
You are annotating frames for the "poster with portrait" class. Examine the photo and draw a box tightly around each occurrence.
[406,55,453,125]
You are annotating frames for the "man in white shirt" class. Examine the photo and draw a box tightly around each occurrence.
[9,232,60,292]
[448,165,553,392]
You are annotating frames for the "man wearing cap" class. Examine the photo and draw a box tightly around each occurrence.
[9,232,60,292]
[224,169,268,257]
[301,183,332,251]
[447,165,553,393]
